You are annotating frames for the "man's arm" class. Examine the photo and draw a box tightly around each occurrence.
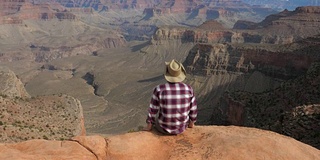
[143,123,153,131]
[188,93,197,128]
[144,88,160,131]
[188,120,195,128]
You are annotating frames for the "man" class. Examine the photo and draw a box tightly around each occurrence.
[144,59,197,134]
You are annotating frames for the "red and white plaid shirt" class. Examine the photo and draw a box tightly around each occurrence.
[146,82,197,134]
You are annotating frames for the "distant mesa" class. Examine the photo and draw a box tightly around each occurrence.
[197,20,227,31]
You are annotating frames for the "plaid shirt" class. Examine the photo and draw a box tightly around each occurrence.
[146,82,197,134]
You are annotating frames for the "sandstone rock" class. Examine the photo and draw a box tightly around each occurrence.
[0,137,100,160]
[0,126,319,160]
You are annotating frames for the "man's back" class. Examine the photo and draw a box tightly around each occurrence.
[147,82,197,134]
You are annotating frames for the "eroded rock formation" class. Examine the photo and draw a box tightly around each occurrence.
[0,66,30,99]
[151,6,320,45]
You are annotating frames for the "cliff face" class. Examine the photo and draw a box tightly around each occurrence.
[152,7,320,45]
[218,62,320,149]
[151,25,234,45]
[53,0,275,25]
[0,67,85,143]
[0,126,319,160]
[183,41,315,78]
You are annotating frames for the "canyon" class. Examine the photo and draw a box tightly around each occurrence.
[0,0,319,158]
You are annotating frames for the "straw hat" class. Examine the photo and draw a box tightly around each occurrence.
[164,59,186,83]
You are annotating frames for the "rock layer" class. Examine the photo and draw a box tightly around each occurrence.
[0,0,75,24]
[151,6,320,45]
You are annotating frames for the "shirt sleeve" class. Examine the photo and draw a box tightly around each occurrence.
[189,90,197,122]
[146,87,160,124]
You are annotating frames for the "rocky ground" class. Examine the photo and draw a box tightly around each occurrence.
[0,126,319,160]
[0,66,85,143]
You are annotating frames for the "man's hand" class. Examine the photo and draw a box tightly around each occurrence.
[143,123,152,131]
[188,121,195,128]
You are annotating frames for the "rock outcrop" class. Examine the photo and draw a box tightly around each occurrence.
[0,126,319,160]
[0,66,30,99]
[0,67,85,143]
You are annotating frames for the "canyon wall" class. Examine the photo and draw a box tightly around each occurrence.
[218,62,320,148]
[153,6,320,45]
[0,0,76,24]
[179,29,320,149]
[145,7,320,148]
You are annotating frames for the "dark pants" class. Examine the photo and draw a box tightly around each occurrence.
[154,118,180,135]
[155,119,170,135]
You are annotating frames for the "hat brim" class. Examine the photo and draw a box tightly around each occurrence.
[164,63,186,83]
[164,73,186,83]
